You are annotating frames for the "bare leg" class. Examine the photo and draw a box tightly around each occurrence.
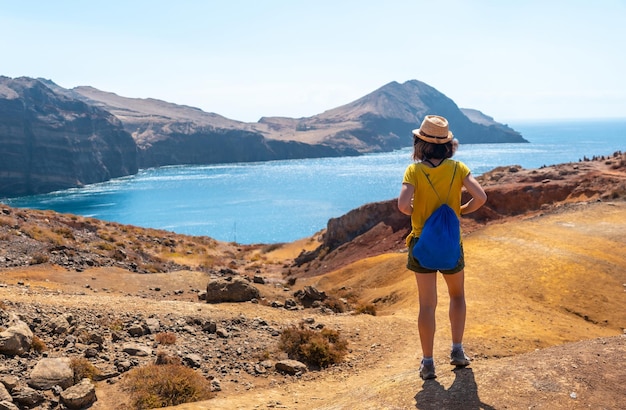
[414,272,438,357]
[442,269,466,345]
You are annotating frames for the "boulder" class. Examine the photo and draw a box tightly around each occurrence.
[122,343,151,357]
[49,313,73,334]
[10,385,44,408]
[205,278,260,303]
[275,360,307,375]
[28,357,73,390]
[294,286,327,308]
[144,318,160,334]
[60,378,97,409]
[0,315,33,356]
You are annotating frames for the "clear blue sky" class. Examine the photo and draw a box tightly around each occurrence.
[2,0,625,123]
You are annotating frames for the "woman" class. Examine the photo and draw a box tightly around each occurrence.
[397,115,487,380]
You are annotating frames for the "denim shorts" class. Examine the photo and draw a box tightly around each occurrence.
[407,236,465,274]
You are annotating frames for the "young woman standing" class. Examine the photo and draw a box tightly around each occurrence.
[398,115,487,380]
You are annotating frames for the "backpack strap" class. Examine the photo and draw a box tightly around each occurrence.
[419,160,458,206]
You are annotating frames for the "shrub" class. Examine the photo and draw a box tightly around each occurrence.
[355,303,377,316]
[279,326,348,369]
[323,295,347,313]
[123,364,214,409]
[30,253,49,265]
[70,357,102,383]
[155,350,181,365]
[53,227,75,240]
[31,335,47,353]
[99,317,124,332]
[155,332,177,345]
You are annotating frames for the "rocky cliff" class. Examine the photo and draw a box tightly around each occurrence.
[0,77,138,198]
[0,76,525,198]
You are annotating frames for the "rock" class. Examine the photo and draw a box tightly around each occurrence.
[210,379,221,392]
[0,375,18,391]
[60,378,97,409]
[182,354,202,368]
[323,200,408,251]
[0,315,33,356]
[205,278,260,303]
[0,383,11,402]
[294,286,327,308]
[84,347,99,358]
[28,357,74,390]
[127,324,145,337]
[0,400,19,410]
[275,360,308,375]
[49,313,73,334]
[216,328,230,339]
[145,318,160,334]
[122,343,151,357]
[10,385,44,408]
[202,321,217,333]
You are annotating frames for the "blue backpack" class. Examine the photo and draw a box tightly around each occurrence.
[412,161,461,270]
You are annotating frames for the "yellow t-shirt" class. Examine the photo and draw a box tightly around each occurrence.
[402,159,470,241]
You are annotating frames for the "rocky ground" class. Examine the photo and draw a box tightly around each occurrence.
[0,152,624,409]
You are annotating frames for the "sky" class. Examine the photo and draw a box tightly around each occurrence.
[1,0,625,123]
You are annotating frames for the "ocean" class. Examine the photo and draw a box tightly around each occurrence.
[3,119,625,244]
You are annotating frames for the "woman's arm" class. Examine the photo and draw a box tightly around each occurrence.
[398,182,415,216]
[460,174,487,215]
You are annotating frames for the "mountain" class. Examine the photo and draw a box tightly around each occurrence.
[0,76,137,198]
[71,80,527,162]
[0,76,525,197]
[256,80,527,151]
[43,83,355,169]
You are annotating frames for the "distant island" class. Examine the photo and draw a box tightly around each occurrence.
[0,76,526,197]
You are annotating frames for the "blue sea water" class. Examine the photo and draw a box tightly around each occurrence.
[3,119,625,244]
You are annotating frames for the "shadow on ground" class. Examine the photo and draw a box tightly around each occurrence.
[415,368,496,410]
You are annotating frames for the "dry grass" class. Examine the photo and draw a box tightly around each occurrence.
[122,364,214,409]
[30,335,47,353]
[155,332,177,345]
[70,357,103,383]
[279,325,349,369]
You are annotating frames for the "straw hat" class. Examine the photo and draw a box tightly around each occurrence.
[412,115,454,144]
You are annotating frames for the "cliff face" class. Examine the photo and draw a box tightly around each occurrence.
[0,77,138,198]
[138,128,357,169]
